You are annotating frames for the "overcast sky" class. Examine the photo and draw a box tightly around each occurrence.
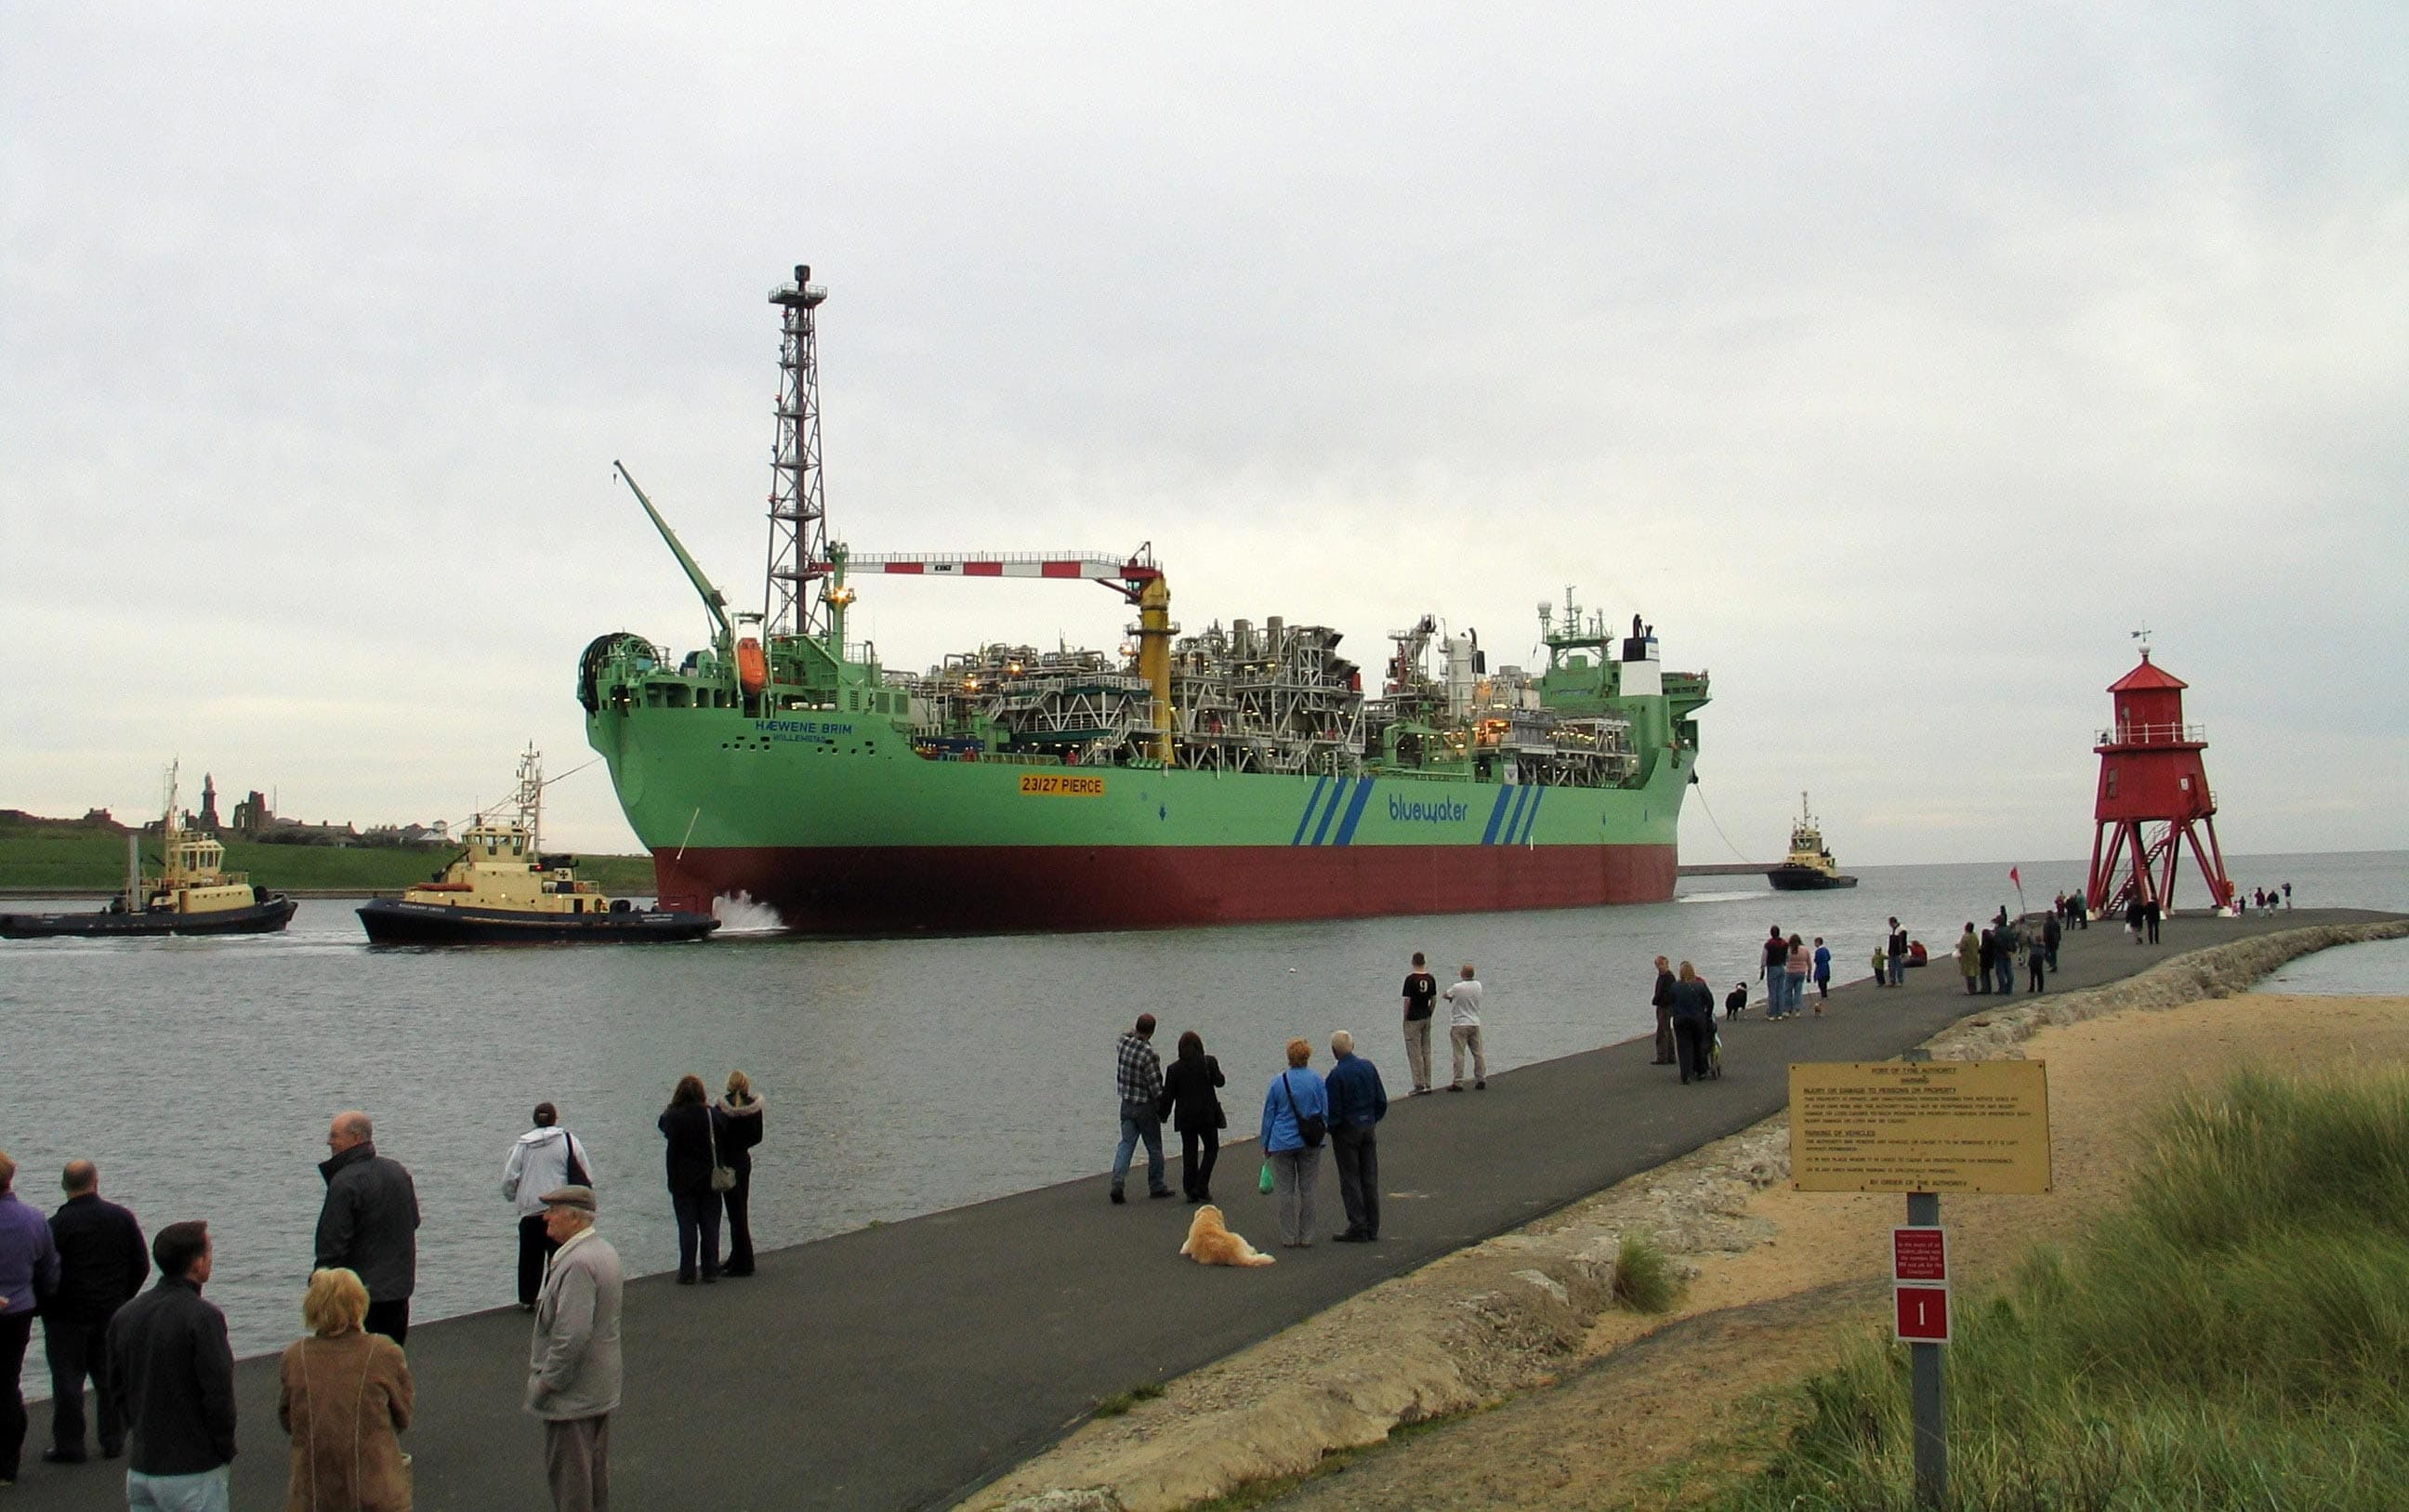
[6,3,2404,868]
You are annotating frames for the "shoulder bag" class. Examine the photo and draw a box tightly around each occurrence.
[1281,1072,1325,1149]
[706,1110,737,1192]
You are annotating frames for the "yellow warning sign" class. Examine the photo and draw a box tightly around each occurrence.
[1789,1060,2051,1194]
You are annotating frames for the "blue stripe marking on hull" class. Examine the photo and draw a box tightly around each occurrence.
[1493,785,1531,846]
[1310,779,1349,847]
[1515,785,1547,845]
[1291,776,1332,847]
[1480,786,1514,845]
[1334,777,1377,845]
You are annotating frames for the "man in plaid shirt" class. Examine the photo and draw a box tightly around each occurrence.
[1110,1014,1172,1203]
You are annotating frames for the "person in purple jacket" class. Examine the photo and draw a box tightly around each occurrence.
[0,1150,63,1486]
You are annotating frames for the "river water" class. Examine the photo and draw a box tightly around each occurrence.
[4,849,2402,1394]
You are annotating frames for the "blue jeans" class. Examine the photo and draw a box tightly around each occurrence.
[1784,971,1807,1013]
[127,1465,230,1512]
[1889,952,1907,987]
[1112,1101,1166,1194]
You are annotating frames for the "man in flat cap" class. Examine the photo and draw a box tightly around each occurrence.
[524,1186,621,1512]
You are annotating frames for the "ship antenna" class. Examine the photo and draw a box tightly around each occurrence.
[764,264,833,638]
[516,743,543,854]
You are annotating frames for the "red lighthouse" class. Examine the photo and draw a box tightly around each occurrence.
[2086,648,2235,915]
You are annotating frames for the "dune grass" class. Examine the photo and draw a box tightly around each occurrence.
[1092,1380,1166,1418]
[1613,1232,1685,1314]
[1713,1066,2409,1510]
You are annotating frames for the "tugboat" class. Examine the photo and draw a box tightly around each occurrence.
[0,768,298,939]
[357,747,720,944]
[1767,792,1858,890]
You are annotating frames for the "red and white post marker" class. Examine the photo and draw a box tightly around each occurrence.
[1893,1226,1951,1343]
[1900,1198,1947,1510]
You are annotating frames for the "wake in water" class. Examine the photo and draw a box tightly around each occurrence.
[712,891,788,934]
[1678,889,1765,905]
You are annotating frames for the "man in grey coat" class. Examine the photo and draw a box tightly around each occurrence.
[314,1111,420,1345]
[526,1185,622,1512]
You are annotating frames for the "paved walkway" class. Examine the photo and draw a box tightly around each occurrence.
[10,909,2388,1511]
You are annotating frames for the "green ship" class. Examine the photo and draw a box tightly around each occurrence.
[580,265,1708,930]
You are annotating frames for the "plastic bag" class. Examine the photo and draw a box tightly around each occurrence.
[1258,1160,1275,1195]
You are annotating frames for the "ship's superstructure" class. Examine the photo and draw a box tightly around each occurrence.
[579,264,1709,931]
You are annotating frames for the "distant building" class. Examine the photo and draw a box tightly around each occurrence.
[231,790,270,836]
[196,773,222,834]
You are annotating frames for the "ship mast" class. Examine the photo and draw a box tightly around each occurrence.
[514,743,544,854]
[763,264,833,638]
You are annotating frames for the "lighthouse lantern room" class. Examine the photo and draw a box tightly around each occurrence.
[2085,647,2235,915]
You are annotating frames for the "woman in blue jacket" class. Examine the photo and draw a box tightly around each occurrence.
[1259,1038,1327,1248]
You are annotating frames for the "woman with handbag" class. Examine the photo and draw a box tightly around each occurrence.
[656,1074,723,1284]
[278,1267,414,1511]
[714,1071,766,1277]
[1257,1037,1327,1248]
[1159,1032,1227,1204]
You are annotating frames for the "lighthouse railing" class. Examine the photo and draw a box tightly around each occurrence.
[2096,721,2205,746]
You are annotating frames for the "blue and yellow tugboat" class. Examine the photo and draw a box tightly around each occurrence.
[0,768,297,939]
[357,747,719,944]
[1766,792,1858,891]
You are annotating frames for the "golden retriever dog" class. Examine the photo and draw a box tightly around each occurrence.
[1179,1203,1276,1267]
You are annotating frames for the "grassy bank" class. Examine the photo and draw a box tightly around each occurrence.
[1705,1066,2409,1510]
[0,823,660,896]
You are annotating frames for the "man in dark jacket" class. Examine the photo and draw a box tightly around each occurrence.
[107,1220,234,1509]
[1649,956,1677,1062]
[315,1111,421,1344]
[44,1160,148,1465]
[1323,1031,1389,1242]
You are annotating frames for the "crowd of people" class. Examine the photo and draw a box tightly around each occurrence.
[1111,953,1497,1247]
[1954,906,2060,994]
[0,1072,765,1511]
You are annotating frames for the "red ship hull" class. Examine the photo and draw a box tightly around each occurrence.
[651,843,1678,932]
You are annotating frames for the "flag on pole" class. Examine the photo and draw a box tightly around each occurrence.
[2009,865,2021,887]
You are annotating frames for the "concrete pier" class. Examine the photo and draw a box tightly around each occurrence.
[7,908,2393,1511]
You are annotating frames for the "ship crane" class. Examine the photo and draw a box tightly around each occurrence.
[809,546,1178,763]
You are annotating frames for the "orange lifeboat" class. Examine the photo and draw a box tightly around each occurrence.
[735,637,768,694]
